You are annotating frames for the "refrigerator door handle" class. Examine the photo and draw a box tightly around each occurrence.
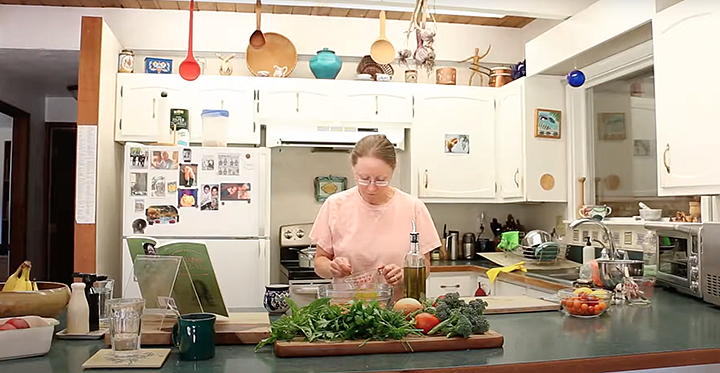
[259,240,269,286]
[258,151,270,237]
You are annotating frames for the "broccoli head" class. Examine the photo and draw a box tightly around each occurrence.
[446,313,473,338]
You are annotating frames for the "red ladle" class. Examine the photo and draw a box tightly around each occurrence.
[179,0,201,81]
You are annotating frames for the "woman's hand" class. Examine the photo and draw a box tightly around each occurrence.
[329,257,353,278]
[380,264,403,286]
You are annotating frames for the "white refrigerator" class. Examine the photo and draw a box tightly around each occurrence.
[121,142,270,310]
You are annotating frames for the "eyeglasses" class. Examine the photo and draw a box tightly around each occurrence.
[356,178,390,187]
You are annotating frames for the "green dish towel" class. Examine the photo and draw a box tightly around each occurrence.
[497,231,520,252]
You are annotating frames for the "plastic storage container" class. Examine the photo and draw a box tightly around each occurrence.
[201,109,230,147]
[0,316,58,361]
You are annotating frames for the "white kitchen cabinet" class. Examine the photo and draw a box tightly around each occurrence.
[257,79,337,125]
[191,76,258,145]
[413,86,496,201]
[427,272,479,298]
[338,82,413,126]
[116,74,187,142]
[495,76,567,202]
[653,1,720,196]
[496,82,525,200]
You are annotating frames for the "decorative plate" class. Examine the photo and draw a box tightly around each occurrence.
[315,175,347,202]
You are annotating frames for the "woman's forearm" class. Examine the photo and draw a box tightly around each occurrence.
[314,255,334,279]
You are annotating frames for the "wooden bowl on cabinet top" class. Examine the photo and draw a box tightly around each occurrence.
[0,282,70,318]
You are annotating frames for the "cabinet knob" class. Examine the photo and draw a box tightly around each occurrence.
[663,144,670,173]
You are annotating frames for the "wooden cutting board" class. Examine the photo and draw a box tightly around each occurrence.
[480,252,581,270]
[461,295,560,314]
[274,330,504,357]
[104,312,270,346]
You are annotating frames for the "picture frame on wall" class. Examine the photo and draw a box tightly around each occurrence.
[314,175,347,202]
[598,113,626,140]
[534,108,562,139]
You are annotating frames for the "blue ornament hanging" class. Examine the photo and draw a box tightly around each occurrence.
[567,69,586,88]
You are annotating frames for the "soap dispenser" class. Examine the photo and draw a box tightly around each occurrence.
[403,221,426,301]
[582,237,595,265]
[73,272,108,332]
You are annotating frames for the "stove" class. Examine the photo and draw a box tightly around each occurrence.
[279,223,323,282]
[279,223,331,308]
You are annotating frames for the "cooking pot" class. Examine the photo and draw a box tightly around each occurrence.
[299,246,316,268]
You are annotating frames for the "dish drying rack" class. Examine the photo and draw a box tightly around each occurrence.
[506,243,561,265]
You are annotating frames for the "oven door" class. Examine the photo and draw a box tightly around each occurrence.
[656,231,700,296]
[289,279,332,308]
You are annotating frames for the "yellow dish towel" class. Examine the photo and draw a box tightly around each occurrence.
[486,262,527,284]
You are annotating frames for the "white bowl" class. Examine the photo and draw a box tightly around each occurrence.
[639,209,662,221]
[0,316,58,361]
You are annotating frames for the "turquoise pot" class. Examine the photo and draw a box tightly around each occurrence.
[309,48,342,79]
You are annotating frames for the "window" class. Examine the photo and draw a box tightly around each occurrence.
[590,68,695,217]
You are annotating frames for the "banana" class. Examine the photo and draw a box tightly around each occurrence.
[1,262,23,292]
[18,263,32,291]
[32,281,38,291]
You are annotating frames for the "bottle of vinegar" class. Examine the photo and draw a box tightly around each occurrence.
[403,222,427,301]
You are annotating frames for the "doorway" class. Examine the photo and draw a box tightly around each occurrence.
[44,123,76,285]
[0,100,30,281]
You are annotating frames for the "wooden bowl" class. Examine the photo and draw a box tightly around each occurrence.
[0,282,71,318]
[245,32,297,77]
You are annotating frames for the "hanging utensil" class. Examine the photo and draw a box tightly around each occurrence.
[370,10,395,64]
[179,0,201,81]
[249,0,266,49]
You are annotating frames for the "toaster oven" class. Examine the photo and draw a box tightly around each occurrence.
[698,222,720,306]
[644,223,702,298]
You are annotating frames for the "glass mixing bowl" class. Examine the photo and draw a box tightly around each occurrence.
[318,283,394,308]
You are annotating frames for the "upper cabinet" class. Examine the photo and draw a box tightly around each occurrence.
[257,79,337,125]
[412,86,496,201]
[338,82,413,126]
[116,74,259,145]
[653,0,720,196]
[496,82,525,200]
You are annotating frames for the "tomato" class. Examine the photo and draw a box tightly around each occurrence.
[415,313,441,334]
[572,299,582,309]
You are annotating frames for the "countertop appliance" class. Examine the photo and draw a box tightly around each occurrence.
[121,143,271,310]
[698,222,720,306]
[645,222,702,298]
[279,223,331,308]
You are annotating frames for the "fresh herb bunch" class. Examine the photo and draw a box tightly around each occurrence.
[255,298,421,351]
[427,292,490,338]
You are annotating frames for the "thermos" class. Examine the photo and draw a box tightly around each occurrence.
[463,233,476,259]
[446,231,460,260]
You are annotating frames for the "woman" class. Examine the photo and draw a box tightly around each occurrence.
[309,134,441,299]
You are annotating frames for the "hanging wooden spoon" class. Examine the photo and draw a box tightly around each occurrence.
[370,10,396,64]
[249,0,266,49]
[179,0,201,81]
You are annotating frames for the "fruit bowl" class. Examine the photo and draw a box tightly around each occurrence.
[558,287,611,318]
[0,282,71,318]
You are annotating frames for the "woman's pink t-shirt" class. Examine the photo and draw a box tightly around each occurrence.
[309,187,441,296]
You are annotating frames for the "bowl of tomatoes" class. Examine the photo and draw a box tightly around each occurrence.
[558,287,611,318]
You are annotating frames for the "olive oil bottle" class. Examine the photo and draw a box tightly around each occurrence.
[403,222,427,301]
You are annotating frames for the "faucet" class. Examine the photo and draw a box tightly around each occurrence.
[569,218,619,261]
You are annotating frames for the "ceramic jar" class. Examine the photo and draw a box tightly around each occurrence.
[118,50,134,73]
[436,67,457,85]
[309,48,343,79]
[405,70,418,83]
[67,282,89,334]
[263,284,290,314]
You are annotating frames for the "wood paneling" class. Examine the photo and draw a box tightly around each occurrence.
[74,16,102,274]
[1,0,535,27]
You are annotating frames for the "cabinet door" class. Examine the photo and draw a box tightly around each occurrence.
[340,83,413,125]
[414,88,496,199]
[654,1,720,195]
[116,74,185,142]
[258,80,336,125]
[496,83,524,200]
[193,77,258,145]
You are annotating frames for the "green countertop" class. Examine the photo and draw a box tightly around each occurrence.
[3,288,720,373]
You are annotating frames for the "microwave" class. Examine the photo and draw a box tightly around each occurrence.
[644,223,702,298]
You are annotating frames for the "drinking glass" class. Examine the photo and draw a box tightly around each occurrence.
[93,279,115,328]
[625,277,656,306]
[108,298,145,356]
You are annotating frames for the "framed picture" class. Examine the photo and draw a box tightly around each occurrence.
[598,113,626,140]
[534,109,562,139]
[315,175,347,202]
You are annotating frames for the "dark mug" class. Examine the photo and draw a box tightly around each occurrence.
[172,313,216,361]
